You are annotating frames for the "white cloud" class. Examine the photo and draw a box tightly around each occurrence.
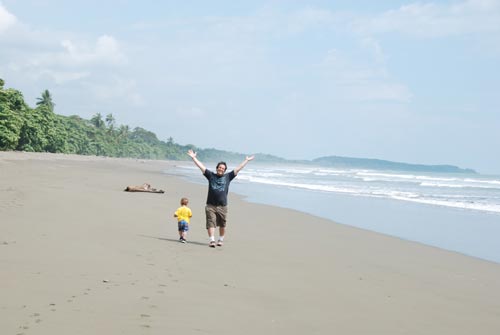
[360,37,386,63]
[356,82,412,102]
[60,35,127,66]
[0,3,17,33]
[284,7,337,34]
[0,4,132,111]
[90,77,143,106]
[0,6,127,89]
[3,31,127,87]
[2,35,126,86]
[175,106,206,118]
[40,69,90,84]
[353,0,500,38]
[317,49,412,103]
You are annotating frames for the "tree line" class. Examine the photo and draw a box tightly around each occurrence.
[0,78,202,160]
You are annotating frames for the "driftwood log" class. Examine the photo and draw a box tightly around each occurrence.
[124,183,164,194]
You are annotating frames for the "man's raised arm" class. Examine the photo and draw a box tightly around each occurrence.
[187,149,207,173]
[234,155,255,175]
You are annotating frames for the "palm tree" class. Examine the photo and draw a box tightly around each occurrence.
[118,124,130,138]
[36,89,55,112]
[105,113,116,130]
[90,113,105,128]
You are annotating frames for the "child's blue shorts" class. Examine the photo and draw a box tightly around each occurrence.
[178,220,189,232]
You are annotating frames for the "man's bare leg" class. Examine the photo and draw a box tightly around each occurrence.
[208,227,216,247]
[217,227,225,246]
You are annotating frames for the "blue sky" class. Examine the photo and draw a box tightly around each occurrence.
[1,1,499,173]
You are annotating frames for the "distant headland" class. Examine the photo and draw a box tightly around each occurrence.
[310,156,477,174]
[197,150,477,174]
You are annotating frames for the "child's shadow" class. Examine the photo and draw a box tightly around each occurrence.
[139,235,207,247]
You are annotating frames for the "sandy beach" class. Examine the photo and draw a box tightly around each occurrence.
[1,151,500,335]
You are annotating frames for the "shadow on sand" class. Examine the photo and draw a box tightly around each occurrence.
[139,234,208,247]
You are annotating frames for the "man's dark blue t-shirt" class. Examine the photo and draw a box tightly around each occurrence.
[203,169,236,206]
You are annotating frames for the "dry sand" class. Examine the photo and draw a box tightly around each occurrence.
[1,151,500,335]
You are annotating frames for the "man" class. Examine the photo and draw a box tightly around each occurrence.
[187,149,254,247]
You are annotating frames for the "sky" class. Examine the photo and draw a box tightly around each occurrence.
[1,1,499,174]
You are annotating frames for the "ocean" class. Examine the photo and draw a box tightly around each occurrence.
[172,163,500,264]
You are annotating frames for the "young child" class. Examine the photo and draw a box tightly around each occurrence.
[174,197,192,243]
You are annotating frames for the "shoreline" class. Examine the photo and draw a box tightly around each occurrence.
[2,151,500,334]
[172,163,500,264]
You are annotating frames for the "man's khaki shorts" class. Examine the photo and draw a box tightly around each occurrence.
[205,205,228,229]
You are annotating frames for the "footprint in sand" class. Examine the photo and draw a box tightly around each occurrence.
[0,187,24,211]
[139,314,152,330]
[30,312,42,324]
[21,312,43,331]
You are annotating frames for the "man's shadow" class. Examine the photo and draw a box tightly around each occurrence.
[139,234,207,247]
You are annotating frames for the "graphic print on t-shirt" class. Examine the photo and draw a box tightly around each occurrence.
[210,176,226,192]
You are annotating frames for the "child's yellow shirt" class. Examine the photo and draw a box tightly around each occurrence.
[175,206,192,223]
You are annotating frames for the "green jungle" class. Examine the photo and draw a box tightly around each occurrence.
[0,78,281,163]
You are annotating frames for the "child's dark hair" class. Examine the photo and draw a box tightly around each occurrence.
[181,197,189,206]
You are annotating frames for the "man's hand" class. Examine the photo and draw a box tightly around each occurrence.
[187,149,206,173]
